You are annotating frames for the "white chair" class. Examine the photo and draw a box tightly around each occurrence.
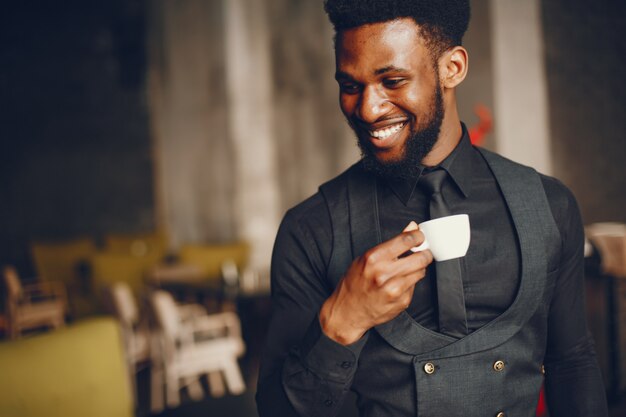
[220,258,240,288]
[3,265,66,339]
[149,290,246,411]
[107,282,152,406]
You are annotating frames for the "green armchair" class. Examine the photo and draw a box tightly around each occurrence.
[0,317,134,417]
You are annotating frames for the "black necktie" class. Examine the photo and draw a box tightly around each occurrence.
[419,169,468,338]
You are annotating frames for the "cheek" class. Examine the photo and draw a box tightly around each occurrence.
[339,94,357,116]
[394,90,431,120]
[394,89,421,111]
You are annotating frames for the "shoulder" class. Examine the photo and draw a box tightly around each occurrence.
[270,193,334,297]
[537,174,584,253]
[287,161,362,221]
[272,192,333,282]
[273,174,353,284]
[318,161,363,200]
[276,163,363,269]
[284,161,363,229]
[477,148,583,250]
[538,174,580,222]
[477,147,580,219]
[282,192,330,235]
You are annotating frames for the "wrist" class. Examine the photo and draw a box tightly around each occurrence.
[319,296,367,345]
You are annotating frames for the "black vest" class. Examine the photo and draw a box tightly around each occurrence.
[318,149,561,417]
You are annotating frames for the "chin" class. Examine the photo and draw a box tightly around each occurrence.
[374,152,404,165]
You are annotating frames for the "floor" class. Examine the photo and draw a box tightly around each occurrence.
[132,294,626,417]
[149,390,258,417]
[136,341,626,417]
[1,307,625,416]
[141,382,626,417]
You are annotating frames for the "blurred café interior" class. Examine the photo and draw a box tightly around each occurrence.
[1,0,625,416]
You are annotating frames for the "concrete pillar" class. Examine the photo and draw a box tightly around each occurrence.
[490,0,552,174]
[148,0,235,249]
[224,0,281,270]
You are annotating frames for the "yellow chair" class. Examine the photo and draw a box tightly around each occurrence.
[90,251,162,299]
[103,231,168,260]
[178,242,250,281]
[31,238,96,283]
[30,238,98,318]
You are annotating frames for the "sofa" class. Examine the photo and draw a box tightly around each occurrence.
[0,317,133,417]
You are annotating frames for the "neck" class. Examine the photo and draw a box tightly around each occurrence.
[421,104,462,167]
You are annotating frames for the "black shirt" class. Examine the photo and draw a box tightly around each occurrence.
[257,126,607,416]
[378,132,520,332]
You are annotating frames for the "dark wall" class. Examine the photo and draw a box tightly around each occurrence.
[0,1,155,274]
[542,0,626,224]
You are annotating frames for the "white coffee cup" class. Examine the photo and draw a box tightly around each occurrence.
[410,214,471,261]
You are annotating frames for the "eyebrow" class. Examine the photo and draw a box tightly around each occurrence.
[374,65,408,75]
[334,71,353,81]
[335,65,409,81]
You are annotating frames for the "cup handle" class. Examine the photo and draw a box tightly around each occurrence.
[410,239,430,253]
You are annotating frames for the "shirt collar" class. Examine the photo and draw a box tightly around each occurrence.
[385,122,476,204]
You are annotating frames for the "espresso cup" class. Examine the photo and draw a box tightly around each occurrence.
[410,214,471,261]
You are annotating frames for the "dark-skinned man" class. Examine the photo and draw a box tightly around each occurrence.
[257,1,608,416]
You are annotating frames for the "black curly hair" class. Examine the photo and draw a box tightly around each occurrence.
[324,0,470,58]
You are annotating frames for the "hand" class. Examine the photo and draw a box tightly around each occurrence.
[319,221,433,345]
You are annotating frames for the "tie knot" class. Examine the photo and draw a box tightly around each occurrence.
[419,169,447,196]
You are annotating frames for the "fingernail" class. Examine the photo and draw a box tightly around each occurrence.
[403,221,419,232]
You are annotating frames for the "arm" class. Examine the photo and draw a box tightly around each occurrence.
[256,206,431,417]
[543,182,608,416]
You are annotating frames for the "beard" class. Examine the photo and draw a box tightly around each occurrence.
[355,83,444,181]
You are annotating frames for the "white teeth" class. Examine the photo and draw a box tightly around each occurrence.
[370,122,404,139]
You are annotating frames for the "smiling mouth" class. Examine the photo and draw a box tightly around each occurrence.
[369,122,406,140]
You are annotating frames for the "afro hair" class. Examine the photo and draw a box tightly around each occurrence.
[324,0,470,57]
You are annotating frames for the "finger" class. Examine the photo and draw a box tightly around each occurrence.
[380,270,426,301]
[399,221,421,257]
[373,228,427,263]
[375,250,433,286]
[403,221,418,232]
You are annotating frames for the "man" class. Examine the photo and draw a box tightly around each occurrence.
[256,1,608,416]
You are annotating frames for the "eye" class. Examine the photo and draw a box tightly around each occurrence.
[339,82,362,95]
[382,78,406,89]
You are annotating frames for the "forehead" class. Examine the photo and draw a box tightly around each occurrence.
[336,18,430,72]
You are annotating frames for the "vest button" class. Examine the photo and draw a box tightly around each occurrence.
[496,412,506,417]
[423,362,436,375]
[493,360,505,372]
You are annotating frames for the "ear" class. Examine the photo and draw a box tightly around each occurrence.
[438,46,468,89]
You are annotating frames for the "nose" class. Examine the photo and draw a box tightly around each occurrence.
[355,85,389,123]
